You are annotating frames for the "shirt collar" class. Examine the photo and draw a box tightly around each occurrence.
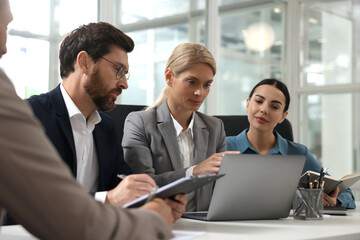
[60,83,101,127]
[236,129,255,153]
[238,129,288,155]
[170,112,195,138]
[269,131,289,155]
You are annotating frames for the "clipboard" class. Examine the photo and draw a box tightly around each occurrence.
[123,173,225,208]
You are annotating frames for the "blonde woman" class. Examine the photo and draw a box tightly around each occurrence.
[122,43,239,211]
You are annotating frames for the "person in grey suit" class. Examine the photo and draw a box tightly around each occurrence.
[122,43,240,211]
[0,1,183,239]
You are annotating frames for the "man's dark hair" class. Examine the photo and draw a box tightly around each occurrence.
[59,22,134,78]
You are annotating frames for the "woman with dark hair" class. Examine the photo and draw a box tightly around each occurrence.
[227,79,355,208]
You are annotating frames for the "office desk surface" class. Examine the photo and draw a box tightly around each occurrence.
[173,206,360,240]
[1,204,359,240]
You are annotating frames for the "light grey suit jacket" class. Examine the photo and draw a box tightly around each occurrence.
[0,69,172,240]
[122,100,227,211]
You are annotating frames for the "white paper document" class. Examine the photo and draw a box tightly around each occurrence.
[171,230,205,240]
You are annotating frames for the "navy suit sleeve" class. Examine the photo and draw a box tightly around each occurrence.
[116,142,132,175]
[94,113,132,191]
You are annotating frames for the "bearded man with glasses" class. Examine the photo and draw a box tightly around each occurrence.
[4,22,186,224]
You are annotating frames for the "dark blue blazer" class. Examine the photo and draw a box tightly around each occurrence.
[27,84,132,191]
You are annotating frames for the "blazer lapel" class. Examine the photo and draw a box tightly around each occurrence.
[156,101,182,170]
[49,85,77,176]
[192,113,209,165]
[93,126,109,191]
[192,113,212,211]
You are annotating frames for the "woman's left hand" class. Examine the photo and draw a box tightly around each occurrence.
[324,187,339,206]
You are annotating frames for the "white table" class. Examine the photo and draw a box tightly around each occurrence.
[173,206,360,240]
[0,225,37,239]
[2,204,360,240]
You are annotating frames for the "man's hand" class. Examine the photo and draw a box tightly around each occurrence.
[193,151,240,175]
[106,174,156,206]
[324,187,339,207]
[141,198,174,228]
[165,194,187,221]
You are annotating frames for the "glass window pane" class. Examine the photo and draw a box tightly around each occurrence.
[154,61,167,99]
[9,0,50,35]
[220,0,259,6]
[2,0,98,99]
[0,36,49,98]
[217,4,284,115]
[301,1,355,86]
[118,24,192,105]
[218,57,262,115]
[120,0,205,24]
[58,0,98,35]
[154,26,189,54]
[299,93,359,179]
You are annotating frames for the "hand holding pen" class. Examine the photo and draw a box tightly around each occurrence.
[145,185,159,203]
[115,174,188,224]
[106,173,157,206]
[118,174,159,203]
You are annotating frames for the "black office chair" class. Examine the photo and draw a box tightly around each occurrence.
[105,104,147,144]
[105,105,293,143]
[214,115,293,141]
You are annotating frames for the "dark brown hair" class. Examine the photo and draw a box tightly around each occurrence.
[59,22,134,78]
[249,79,290,112]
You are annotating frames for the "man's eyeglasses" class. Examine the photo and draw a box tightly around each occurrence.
[101,56,130,81]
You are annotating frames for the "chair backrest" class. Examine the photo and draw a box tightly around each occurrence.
[213,115,293,141]
[105,104,147,144]
[105,105,294,143]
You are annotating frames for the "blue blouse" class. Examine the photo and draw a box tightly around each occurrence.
[226,129,356,209]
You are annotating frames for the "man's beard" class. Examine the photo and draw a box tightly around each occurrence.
[85,68,122,112]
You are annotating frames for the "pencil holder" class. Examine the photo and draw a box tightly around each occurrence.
[293,188,323,220]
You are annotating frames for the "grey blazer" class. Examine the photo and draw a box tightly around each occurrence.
[122,100,227,211]
[0,69,172,240]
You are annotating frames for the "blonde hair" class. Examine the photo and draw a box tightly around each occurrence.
[147,43,216,110]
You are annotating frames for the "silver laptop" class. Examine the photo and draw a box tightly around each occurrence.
[182,154,305,221]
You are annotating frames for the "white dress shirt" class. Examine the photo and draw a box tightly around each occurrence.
[171,113,196,211]
[60,84,102,196]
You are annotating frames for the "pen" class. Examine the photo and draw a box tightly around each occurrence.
[314,180,319,189]
[117,174,158,204]
[145,185,159,204]
[317,167,327,187]
[117,174,127,180]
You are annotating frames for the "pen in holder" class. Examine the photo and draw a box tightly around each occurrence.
[293,187,323,220]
